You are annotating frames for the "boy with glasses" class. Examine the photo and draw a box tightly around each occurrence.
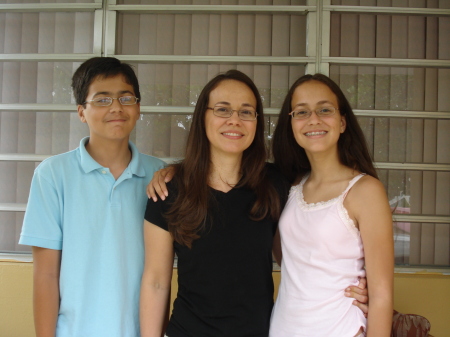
[19,57,165,337]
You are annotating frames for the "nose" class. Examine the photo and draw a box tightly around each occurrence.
[226,110,241,124]
[307,110,322,124]
[109,97,123,112]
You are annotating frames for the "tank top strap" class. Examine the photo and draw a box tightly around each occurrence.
[342,173,366,200]
[299,173,310,187]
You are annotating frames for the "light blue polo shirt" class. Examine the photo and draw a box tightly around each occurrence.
[19,137,165,337]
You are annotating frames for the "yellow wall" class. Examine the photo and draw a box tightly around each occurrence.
[1,262,449,337]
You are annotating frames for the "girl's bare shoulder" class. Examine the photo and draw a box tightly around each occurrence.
[348,174,388,204]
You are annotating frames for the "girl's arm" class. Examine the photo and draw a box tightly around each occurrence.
[346,176,394,337]
[140,220,174,337]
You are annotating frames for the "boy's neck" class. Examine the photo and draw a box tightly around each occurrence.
[85,137,132,180]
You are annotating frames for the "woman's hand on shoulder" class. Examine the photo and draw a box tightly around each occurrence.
[147,167,175,201]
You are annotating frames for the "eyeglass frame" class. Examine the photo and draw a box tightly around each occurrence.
[289,106,339,120]
[206,106,258,121]
[83,96,140,107]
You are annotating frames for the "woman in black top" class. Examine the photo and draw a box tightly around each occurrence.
[140,70,289,337]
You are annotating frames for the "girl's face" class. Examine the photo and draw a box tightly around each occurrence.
[205,79,258,159]
[290,80,346,155]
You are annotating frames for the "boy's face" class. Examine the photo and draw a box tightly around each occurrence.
[77,74,140,143]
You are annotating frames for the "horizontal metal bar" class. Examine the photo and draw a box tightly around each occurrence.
[325,5,450,17]
[0,153,177,164]
[324,57,450,68]
[354,110,450,119]
[140,107,449,120]
[0,203,26,212]
[140,106,193,114]
[393,215,450,223]
[107,5,314,15]
[0,154,49,162]
[393,267,450,275]
[0,54,100,62]
[0,253,33,262]
[140,107,279,115]
[3,105,448,120]
[0,104,75,112]
[375,162,450,172]
[116,55,313,64]
[3,54,447,69]
[1,201,447,225]
[0,3,101,13]
[1,152,449,173]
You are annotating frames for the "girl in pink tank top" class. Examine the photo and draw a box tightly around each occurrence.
[271,74,394,337]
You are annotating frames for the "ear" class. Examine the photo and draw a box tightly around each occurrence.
[77,105,87,123]
[134,102,141,121]
[340,115,346,133]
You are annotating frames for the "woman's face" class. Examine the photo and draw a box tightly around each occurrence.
[290,80,346,155]
[205,79,258,159]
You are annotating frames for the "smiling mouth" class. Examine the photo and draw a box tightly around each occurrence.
[304,131,327,136]
[222,132,243,137]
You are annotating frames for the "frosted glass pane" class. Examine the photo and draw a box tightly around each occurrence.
[116,13,307,57]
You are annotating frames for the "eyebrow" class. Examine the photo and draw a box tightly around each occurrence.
[293,100,335,108]
[92,90,134,97]
[214,101,256,109]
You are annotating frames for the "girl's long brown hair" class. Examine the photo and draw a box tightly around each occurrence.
[166,70,281,248]
[272,73,378,184]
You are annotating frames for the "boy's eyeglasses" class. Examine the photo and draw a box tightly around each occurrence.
[207,106,258,121]
[84,96,139,107]
[289,106,338,120]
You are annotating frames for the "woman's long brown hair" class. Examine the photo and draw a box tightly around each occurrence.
[272,73,378,184]
[166,70,281,248]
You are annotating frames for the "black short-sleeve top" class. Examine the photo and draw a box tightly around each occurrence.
[144,163,289,337]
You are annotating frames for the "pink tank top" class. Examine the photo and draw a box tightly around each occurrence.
[269,174,367,337]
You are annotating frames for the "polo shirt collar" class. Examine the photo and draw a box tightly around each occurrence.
[128,141,146,178]
[79,137,145,178]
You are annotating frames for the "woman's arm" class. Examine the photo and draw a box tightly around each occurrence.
[140,220,175,337]
[346,278,368,316]
[346,176,394,337]
[32,247,61,337]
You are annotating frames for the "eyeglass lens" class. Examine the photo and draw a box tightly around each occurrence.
[213,107,257,120]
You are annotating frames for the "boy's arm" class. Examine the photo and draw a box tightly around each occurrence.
[140,220,174,337]
[32,246,61,337]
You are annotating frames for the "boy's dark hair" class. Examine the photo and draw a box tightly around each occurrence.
[71,57,140,106]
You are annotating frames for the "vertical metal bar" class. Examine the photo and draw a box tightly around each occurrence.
[104,1,117,57]
[320,0,331,76]
[306,0,317,74]
[93,9,104,55]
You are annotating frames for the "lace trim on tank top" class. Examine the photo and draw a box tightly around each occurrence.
[292,173,366,239]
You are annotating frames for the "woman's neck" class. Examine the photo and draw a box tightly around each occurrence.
[208,153,242,192]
